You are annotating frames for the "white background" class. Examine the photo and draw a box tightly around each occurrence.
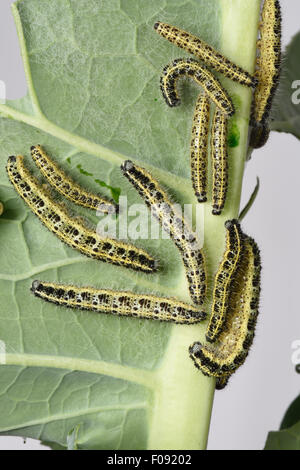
[0,0,299,451]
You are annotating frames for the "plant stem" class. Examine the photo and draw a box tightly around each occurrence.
[147,0,261,450]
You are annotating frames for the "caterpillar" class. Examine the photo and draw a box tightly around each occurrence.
[6,155,156,273]
[154,21,257,88]
[189,234,261,387]
[160,58,234,116]
[206,220,245,343]
[0,202,3,216]
[190,93,211,203]
[211,109,229,216]
[121,160,207,306]
[251,0,282,147]
[249,123,270,149]
[30,145,117,214]
[31,280,207,324]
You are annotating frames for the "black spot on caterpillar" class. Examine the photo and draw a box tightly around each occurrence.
[206,220,245,343]
[121,160,207,306]
[6,155,156,273]
[154,21,257,88]
[190,93,211,203]
[31,145,117,214]
[189,233,261,388]
[211,108,229,216]
[160,58,234,116]
[251,0,282,146]
[31,280,207,324]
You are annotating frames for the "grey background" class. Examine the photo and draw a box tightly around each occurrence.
[0,0,299,451]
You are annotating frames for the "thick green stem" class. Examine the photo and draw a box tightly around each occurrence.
[147,0,261,450]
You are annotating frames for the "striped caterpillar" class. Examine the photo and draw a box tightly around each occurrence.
[121,160,207,307]
[250,0,282,148]
[160,60,230,214]
[31,280,207,324]
[190,93,211,203]
[211,109,229,216]
[154,21,257,88]
[6,155,156,273]
[160,58,234,116]
[206,220,244,343]
[30,145,117,214]
[189,232,261,389]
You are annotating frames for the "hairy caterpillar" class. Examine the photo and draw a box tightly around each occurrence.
[249,124,270,149]
[251,0,282,148]
[190,93,211,203]
[211,109,229,216]
[189,234,261,387]
[31,280,207,324]
[30,145,117,214]
[154,21,257,88]
[6,155,156,273]
[160,58,234,116]
[121,160,207,306]
[206,220,245,343]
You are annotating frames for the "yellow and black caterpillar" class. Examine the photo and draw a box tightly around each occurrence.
[154,21,257,88]
[121,160,207,307]
[31,280,207,324]
[6,155,156,273]
[189,221,261,389]
[31,145,117,214]
[250,0,282,148]
[160,58,234,116]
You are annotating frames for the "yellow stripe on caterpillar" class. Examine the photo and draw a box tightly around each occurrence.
[31,145,117,214]
[252,0,282,126]
[206,220,245,343]
[211,109,229,216]
[121,160,207,306]
[189,234,261,386]
[154,21,257,88]
[160,58,234,116]
[31,280,207,324]
[190,93,210,203]
[6,155,156,273]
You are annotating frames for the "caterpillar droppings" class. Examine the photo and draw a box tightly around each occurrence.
[121,160,207,306]
[31,145,117,214]
[154,21,257,88]
[31,280,207,324]
[6,155,156,273]
[160,58,234,116]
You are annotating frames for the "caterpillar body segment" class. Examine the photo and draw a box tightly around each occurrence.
[154,21,257,88]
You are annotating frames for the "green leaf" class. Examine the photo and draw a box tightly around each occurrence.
[0,0,261,449]
[264,394,300,450]
[265,422,300,450]
[280,394,300,430]
[271,31,300,138]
